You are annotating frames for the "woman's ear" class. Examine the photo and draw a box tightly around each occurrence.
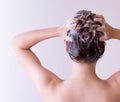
[65,41,69,53]
[64,35,73,53]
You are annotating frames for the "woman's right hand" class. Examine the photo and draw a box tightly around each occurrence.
[58,15,77,38]
[94,15,115,41]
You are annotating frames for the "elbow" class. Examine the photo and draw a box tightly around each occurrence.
[12,34,30,50]
[12,35,22,50]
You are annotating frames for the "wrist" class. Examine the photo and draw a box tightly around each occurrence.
[57,26,67,37]
[109,27,115,39]
[111,27,120,39]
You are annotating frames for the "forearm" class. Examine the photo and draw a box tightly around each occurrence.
[13,26,62,49]
[112,27,120,40]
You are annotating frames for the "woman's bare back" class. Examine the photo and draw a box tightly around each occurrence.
[44,72,120,102]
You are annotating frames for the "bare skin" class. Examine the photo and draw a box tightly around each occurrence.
[12,15,120,102]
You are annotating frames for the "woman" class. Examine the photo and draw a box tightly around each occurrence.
[12,10,120,102]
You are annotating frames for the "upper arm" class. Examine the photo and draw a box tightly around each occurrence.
[13,47,62,94]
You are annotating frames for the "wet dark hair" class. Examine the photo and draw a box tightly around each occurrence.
[67,10,105,63]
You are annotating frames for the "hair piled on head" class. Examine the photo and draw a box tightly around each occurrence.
[66,10,105,63]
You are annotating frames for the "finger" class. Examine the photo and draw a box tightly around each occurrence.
[99,32,108,41]
[100,36,105,41]
[97,26,106,32]
[97,26,108,41]
[94,18,104,24]
[95,14,104,18]
[95,15,105,22]
[64,36,73,42]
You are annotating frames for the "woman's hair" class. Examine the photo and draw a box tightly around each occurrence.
[66,10,105,63]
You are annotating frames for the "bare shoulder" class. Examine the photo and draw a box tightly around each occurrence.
[108,71,120,85]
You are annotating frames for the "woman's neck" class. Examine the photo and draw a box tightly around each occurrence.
[68,61,101,85]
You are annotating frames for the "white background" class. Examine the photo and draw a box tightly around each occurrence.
[1,0,120,102]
